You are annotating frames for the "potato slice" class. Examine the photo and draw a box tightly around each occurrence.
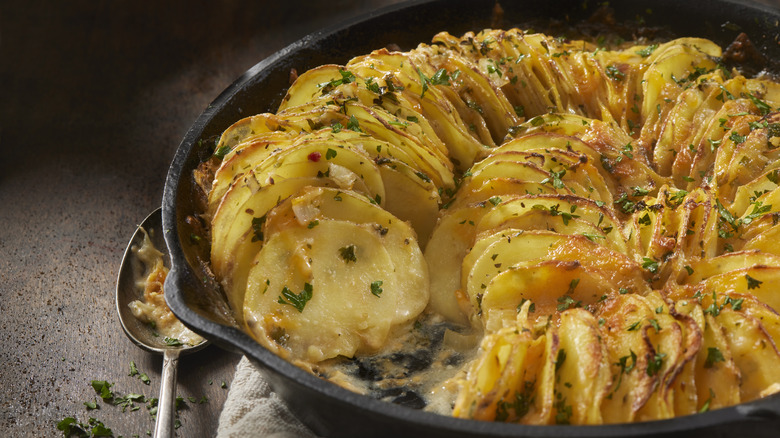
[715,308,780,401]
[243,188,428,362]
[554,309,612,424]
[208,132,299,214]
[634,301,684,421]
[340,102,455,189]
[447,177,557,211]
[667,309,702,416]
[464,231,647,321]
[211,177,338,313]
[698,266,780,314]
[424,204,488,325]
[494,132,619,193]
[683,251,780,283]
[278,64,346,110]
[452,318,537,421]
[481,260,630,329]
[742,222,780,256]
[598,295,659,423]
[376,161,440,246]
[467,160,593,200]
[640,38,721,124]
[453,301,551,423]
[414,46,519,144]
[730,166,780,216]
[213,113,304,159]
[210,140,384,275]
[347,49,487,169]
[475,148,613,205]
[695,312,742,410]
[475,195,625,250]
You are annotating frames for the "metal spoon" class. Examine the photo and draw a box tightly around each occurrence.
[116,208,208,438]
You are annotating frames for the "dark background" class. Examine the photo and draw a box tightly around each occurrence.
[0,1,403,436]
[1,0,779,437]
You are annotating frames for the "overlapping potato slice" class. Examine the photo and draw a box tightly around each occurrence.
[243,187,428,362]
[553,309,612,425]
[463,230,647,324]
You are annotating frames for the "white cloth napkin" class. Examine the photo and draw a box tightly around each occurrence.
[217,356,319,438]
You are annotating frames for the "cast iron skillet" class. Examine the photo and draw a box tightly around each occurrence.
[162,0,780,436]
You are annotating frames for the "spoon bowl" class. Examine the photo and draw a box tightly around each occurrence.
[116,208,208,438]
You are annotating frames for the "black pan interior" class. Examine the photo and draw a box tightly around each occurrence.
[162,0,780,436]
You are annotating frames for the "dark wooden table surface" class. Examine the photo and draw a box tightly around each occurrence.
[2,0,779,437]
[0,1,402,436]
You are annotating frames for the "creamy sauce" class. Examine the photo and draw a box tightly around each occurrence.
[128,228,205,346]
[308,314,479,414]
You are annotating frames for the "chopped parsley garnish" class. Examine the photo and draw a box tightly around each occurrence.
[606,64,625,81]
[555,348,567,373]
[278,283,313,312]
[614,193,638,214]
[163,337,184,347]
[557,294,581,312]
[704,347,725,368]
[533,203,579,225]
[251,215,267,242]
[582,232,606,242]
[325,148,338,160]
[610,350,637,396]
[552,388,573,424]
[128,361,139,377]
[646,352,666,376]
[648,318,661,332]
[747,92,773,116]
[57,417,113,438]
[370,280,384,297]
[417,67,451,98]
[213,144,231,159]
[495,381,534,421]
[91,380,114,402]
[636,44,658,57]
[699,388,715,413]
[430,68,451,86]
[729,131,746,144]
[346,115,362,132]
[415,171,431,183]
[541,168,567,189]
[742,201,772,226]
[339,245,357,263]
[319,69,356,93]
[746,274,763,289]
[642,257,659,274]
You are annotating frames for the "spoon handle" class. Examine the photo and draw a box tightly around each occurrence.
[154,349,181,438]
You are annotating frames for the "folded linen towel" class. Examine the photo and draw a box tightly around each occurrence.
[217,356,319,438]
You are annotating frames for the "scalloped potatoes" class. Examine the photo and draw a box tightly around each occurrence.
[198,28,780,424]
